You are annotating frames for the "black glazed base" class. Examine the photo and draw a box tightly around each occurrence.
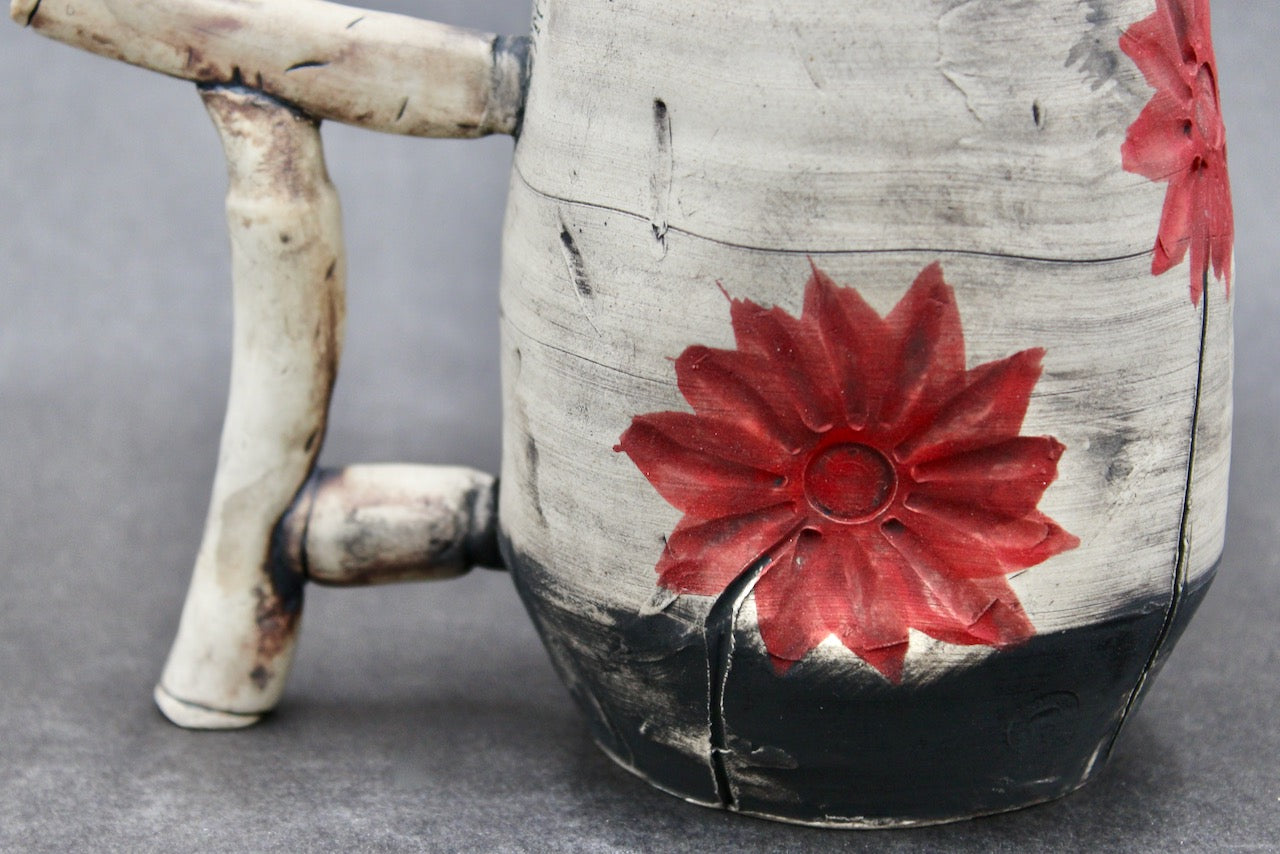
[502,535,1217,826]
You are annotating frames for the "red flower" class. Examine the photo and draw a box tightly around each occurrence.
[1121,0,1233,305]
[616,263,1079,681]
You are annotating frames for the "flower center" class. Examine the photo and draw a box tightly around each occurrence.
[802,442,897,523]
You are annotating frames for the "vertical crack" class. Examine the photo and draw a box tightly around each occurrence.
[703,525,802,809]
[1104,272,1210,760]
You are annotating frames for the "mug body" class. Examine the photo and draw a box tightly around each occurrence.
[497,0,1232,826]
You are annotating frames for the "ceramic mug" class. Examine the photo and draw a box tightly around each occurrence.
[14,0,1233,827]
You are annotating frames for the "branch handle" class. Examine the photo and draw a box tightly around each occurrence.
[14,0,520,728]
[154,86,503,729]
[11,0,528,137]
[154,87,344,728]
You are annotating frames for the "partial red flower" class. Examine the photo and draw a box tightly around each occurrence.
[616,263,1079,682]
[1121,0,1233,305]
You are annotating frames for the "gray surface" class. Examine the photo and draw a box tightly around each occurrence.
[1,2,1276,851]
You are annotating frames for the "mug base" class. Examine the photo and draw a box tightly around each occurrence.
[504,534,1218,827]
[591,736,1094,829]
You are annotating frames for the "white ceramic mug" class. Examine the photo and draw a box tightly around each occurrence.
[13,0,1233,826]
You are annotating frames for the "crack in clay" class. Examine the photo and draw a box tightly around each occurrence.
[937,59,984,125]
[704,525,804,809]
[936,2,985,125]
[1103,272,1210,760]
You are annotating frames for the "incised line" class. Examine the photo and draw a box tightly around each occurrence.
[1104,271,1210,761]
[512,162,1154,266]
[503,314,665,387]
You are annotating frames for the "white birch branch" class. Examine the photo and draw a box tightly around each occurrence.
[152,89,504,729]
[154,86,344,729]
[280,464,500,587]
[8,0,520,726]
[10,0,527,136]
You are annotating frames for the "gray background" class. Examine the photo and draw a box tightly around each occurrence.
[1,2,1275,851]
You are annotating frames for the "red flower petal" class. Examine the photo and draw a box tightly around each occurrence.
[1187,168,1211,305]
[911,578,1036,649]
[1120,3,1191,96]
[895,348,1045,466]
[879,262,967,433]
[1183,0,1217,66]
[882,522,1036,648]
[880,519,998,627]
[910,436,1066,519]
[727,297,842,434]
[833,531,919,680]
[895,501,1079,579]
[1121,92,1197,182]
[1207,158,1234,292]
[674,345,809,453]
[657,503,799,596]
[754,529,912,679]
[625,410,794,474]
[751,534,827,671]
[1152,169,1195,277]
[803,263,894,431]
[617,415,788,518]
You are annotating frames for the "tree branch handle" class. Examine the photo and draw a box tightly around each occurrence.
[11,0,529,137]
[14,0,521,729]
[152,87,344,728]
[155,86,503,730]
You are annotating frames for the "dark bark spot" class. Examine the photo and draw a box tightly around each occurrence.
[285,60,330,73]
[249,665,272,690]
